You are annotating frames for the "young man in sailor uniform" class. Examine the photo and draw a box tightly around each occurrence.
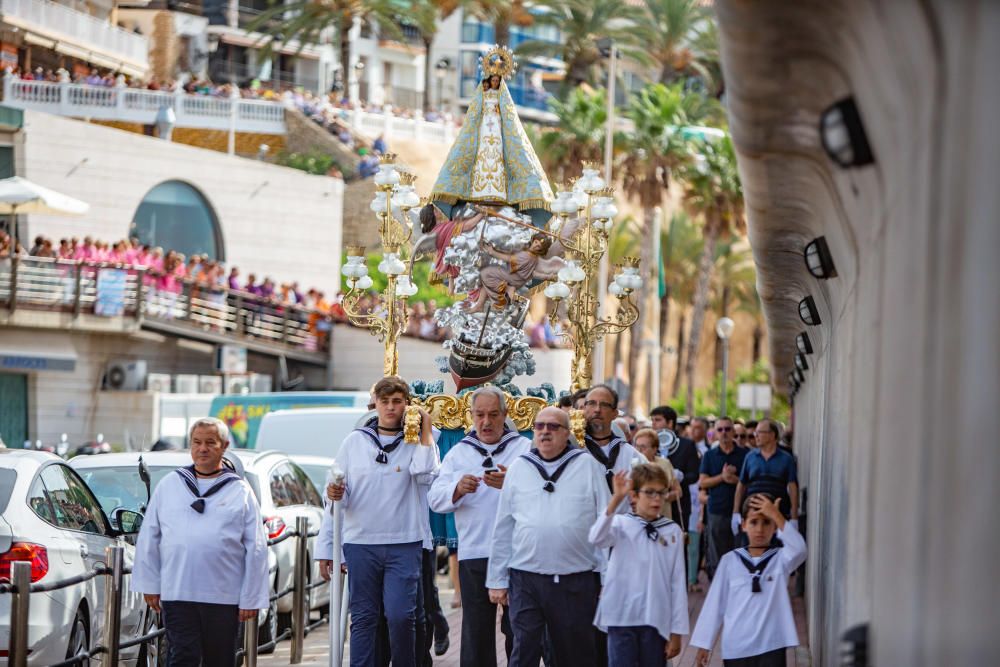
[317,376,438,667]
[487,406,610,667]
[582,385,643,510]
[132,418,269,667]
[690,493,807,667]
[590,464,688,666]
[428,386,532,666]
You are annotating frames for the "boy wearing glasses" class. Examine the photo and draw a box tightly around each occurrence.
[698,417,748,578]
[589,465,688,666]
[488,407,610,667]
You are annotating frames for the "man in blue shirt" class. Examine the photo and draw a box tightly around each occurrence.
[698,416,748,578]
[732,418,799,535]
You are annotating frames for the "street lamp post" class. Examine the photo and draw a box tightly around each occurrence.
[716,317,735,416]
[434,58,450,111]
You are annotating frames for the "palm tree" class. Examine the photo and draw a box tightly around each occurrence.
[640,0,716,87]
[408,0,462,112]
[710,240,757,371]
[679,133,744,415]
[533,87,621,181]
[461,0,535,47]
[248,0,403,95]
[515,0,646,90]
[658,212,702,399]
[620,82,711,399]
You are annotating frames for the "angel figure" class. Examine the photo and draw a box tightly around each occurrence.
[466,233,564,313]
[414,203,487,291]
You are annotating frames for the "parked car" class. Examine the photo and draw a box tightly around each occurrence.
[0,450,149,666]
[254,407,369,459]
[288,455,337,497]
[71,449,329,646]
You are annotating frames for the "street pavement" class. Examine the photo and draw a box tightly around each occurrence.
[260,571,809,667]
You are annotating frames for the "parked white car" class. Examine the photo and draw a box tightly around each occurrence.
[71,449,329,647]
[288,455,338,499]
[254,407,368,459]
[0,450,150,666]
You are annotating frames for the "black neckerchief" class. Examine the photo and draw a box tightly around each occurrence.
[521,447,583,493]
[175,465,240,513]
[627,512,675,543]
[357,416,405,464]
[584,434,626,490]
[735,547,780,592]
[459,428,520,468]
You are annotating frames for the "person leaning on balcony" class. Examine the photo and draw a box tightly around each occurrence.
[132,417,268,667]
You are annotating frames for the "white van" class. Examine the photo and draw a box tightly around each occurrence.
[254,407,372,459]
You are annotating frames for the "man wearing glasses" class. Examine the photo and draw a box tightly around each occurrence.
[733,422,750,448]
[732,418,799,535]
[428,386,531,666]
[582,385,642,509]
[487,406,610,667]
[697,416,748,578]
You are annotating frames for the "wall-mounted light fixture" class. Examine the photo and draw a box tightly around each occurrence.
[820,97,875,168]
[793,368,805,385]
[795,353,809,372]
[796,332,813,355]
[798,296,821,326]
[788,372,800,391]
[804,236,838,279]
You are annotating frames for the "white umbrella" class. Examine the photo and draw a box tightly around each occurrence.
[0,176,89,246]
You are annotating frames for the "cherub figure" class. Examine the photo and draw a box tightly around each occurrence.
[466,232,564,313]
[414,203,487,293]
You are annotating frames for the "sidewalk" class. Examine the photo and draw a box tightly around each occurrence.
[260,571,810,666]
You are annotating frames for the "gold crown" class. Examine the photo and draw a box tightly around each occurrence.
[379,152,397,164]
[346,245,366,257]
[623,256,640,268]
[595,186,615,198]
[398,171,417,186]
[479,45,517,80]
[581,161,600,172]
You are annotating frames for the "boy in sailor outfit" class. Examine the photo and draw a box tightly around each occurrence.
[590,464,688,666]
[487,406,610,667]
[690,493,806,667]
[317,376,438,667]
[428,386,532,666]
[132,418,269,667]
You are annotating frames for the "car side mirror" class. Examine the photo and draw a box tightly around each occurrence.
[113,508,143,534]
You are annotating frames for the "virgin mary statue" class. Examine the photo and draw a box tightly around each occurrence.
[429,46,554,226]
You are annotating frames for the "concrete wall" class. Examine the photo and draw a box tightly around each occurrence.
[716,0,999,663]
[17,110,345,295]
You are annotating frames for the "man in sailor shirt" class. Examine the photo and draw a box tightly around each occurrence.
[132,418,269,667]
[487,406,610,667]
[582,384,642,510]
[428,386,531,666]
[317,376,438,667]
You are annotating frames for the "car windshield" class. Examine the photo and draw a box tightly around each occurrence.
[0,469,16,513]
[298,465,329,495]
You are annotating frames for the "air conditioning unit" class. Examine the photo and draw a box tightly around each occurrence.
[147,373,173,393]
[105,360,148,391]
[249,373,273,393]
[199,375,223,395]
[174,374,199,394]
[226,375,250,395]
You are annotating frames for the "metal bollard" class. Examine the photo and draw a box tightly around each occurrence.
[243,617,258,667]
[101,545,125,667]
[9,561,31,667]
[290,516,309,663]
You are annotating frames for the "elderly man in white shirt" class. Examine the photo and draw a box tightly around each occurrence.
[487,406,610,667]
[428,386,531,666]
[317,376,438,667]
[132,417,269,667]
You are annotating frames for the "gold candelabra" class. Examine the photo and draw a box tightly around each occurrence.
[340,154,421,376]
[545,164,643,391]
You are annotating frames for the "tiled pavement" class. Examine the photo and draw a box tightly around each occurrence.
[260,572,809,666]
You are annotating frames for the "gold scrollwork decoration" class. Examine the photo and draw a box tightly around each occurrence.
[413,392,550,432]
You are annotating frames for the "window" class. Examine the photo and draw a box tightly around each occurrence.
[38,466,107,535]
[269,466,291,508]
[130,181,223,261]
[277,464,307,506]
[290,463,323,507]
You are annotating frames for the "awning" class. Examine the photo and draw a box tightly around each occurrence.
[211,27,321,60]
[4,16,149,74]
[0,332,77,373]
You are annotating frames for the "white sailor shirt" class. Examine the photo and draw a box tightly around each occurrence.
[589,513,689,641]
[486,447,610,589]
[689,524,807,659]
[427,429,532,561]
[584,435,643,512]
[132,469,269,610]
[317,423,438,553]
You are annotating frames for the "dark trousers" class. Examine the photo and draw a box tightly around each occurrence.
[723,647,786,667]
[458,558,513,667]
[706,512,736,578]
[508,569,599,667]
[607,625,666,667]
[343,541,422,667]
[417,547,449,665]
[161,600,239,667]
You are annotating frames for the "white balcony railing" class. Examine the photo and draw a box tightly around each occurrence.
[2,78,287,134]
[349,107,454,145]
[0,0,148,68]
